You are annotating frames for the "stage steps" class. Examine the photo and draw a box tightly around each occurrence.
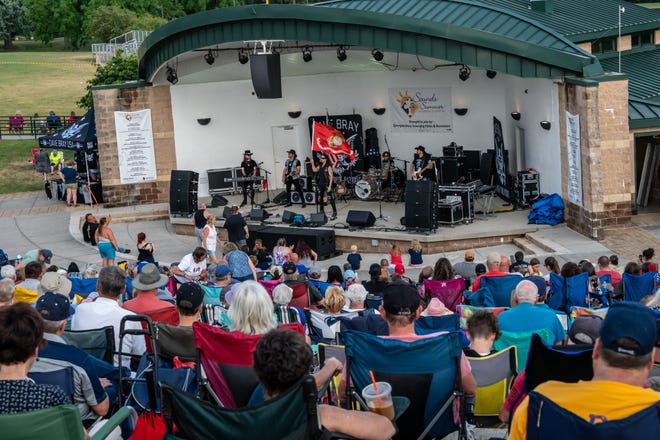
[513,232,571,256]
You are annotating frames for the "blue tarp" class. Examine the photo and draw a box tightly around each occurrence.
[528,193,564,225]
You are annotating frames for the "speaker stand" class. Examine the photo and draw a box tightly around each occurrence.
[377,195,388,222]
[260,167,272,204]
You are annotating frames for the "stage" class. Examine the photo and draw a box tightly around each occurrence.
[170,190,551,256]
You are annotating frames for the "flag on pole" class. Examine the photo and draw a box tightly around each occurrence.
[311,121,355,161]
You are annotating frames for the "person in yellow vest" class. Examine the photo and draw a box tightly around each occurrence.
[49,150,64,173]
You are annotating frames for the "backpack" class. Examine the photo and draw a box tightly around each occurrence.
[0,249,8,267]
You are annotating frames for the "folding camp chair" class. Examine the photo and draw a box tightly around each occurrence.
[28,366,76,403]
[344,330,466,440]
[309,279,333,296]
[466,346,517,426]
[336,314,389,344]
[548,272,589,312]
[525,389,660,439]
[144,306,180,326]
[622,272,656,302]
[161,375,324,440]
[69,278,98,301]
[423,278,466,312]
[493,329,552,373]
[288,282,312,310]
[0,405,131,440]
[414,314,461,336]
[317,343,347,407]
[118,315,159,407]
[62,325,115,365]
[258,279,283,297]
[154,322,196,363]
[192,321,262,408]
[456,305,509,329]
[306,309,359,343]
[480,275,523,307]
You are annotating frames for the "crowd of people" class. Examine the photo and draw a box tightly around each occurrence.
[6,110,79,134]
[0,217,658,439]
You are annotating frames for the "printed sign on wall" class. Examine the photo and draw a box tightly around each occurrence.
[566,111,582,207]
[389,87,452,133]
[114,109,157,184]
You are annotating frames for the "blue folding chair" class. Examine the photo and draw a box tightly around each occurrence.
[69,278,98,300]
[548,272,589,312]
[344,330,466,440]
[622,272,656,303]
[28,366,76,403]
[481,276,522,307]
[414,314,460,335]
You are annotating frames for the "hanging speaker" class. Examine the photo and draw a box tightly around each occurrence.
[250,53,282,99]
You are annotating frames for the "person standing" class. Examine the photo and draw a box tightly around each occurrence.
[311,153,337,220]
[136,232,155,263]
[240,150,257,207]
[223,205,249,248]
[410,145,434,180]
[202,215,221,264]
[192,203,209,245]
[95,216,119,267]
[58,161,78,207]
[282,149,306,208]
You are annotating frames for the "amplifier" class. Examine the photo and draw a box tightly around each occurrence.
[443,144,464,157]
[436,156,466,185]
[515,171,540,207]
[437,184,475,222]
[437,199,463,225]
[291,191,316,204]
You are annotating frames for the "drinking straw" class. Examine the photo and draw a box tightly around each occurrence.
[369,370,383,407]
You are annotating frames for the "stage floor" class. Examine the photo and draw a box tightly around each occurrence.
[172,191,548,254]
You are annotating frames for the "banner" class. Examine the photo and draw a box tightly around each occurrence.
[566,111,582,206]
[493,117,510,200]
[389,87,452,133]
[310,121,356,161]
[308,114,362,178]
[114,110,157,184]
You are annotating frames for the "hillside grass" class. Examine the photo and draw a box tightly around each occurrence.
[0,38,96,117]
[0,140,74,194]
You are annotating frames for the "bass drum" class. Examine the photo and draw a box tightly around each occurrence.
[336,183,351,197]
[391,168,406,188]
[354,180,374,200]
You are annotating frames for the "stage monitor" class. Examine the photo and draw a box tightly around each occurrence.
[250,53,282,99]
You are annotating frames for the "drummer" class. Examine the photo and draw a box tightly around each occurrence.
[381,151,395,187]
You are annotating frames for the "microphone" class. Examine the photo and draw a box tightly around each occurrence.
[257,161,264,165]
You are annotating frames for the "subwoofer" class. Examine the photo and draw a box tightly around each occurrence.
[291,192,316,204]
[169,170,198,217]
[405,180,437,230]
[346,210,376,227]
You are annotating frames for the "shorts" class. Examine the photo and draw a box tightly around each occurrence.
[66,183,77,190]
[98,242,116,259]
[206,249,216,258]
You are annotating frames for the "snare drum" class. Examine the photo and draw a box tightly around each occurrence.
[355,180,375,200]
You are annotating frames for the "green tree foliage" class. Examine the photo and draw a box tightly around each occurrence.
[23,0,57,45]
[56,0,86,49]
[85,5,167,43]
[0,0,31,49]
[77,50,138,109]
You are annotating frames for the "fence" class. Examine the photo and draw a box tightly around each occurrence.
[0,115,77,140]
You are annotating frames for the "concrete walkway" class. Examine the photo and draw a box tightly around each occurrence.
[0,191,651,277]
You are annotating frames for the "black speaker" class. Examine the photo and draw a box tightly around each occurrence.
[250,53,282,99]
[291,191,316,204]
[273,191,288,204]
[309,212,327,226]
[437,157,466,185]
[282,210,297,224]
[346,210,376,227]
[222,206,233,219]
[250,208,269,221]
[249,226,336,260]
[210,194,228,207]
[169,170,198,216]
[405,181,437,229]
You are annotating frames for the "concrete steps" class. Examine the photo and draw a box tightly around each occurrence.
[513,231,571,256]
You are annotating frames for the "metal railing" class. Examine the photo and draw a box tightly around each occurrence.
[0,116,77,140]
[92,30,151,65]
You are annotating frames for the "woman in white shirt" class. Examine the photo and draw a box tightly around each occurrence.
[202,215,221,264]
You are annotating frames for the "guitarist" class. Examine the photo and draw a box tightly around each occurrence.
[282,149,306,208]
[240,150,257,207]
[410,145,434,181]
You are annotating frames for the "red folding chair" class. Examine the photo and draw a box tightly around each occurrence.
[258,279,283,298]
[288,282,311,310]
[142,307,180,352]
[423,278,466,312]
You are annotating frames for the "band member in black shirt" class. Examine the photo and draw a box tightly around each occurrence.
[311,153,337,220]
[411,145,434,181]
[240,150,257,207]
[282,149,306,208]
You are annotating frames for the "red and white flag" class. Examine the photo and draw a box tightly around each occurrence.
[311,121,355,161]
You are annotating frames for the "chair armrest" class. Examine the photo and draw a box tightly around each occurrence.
[89,407,131,440]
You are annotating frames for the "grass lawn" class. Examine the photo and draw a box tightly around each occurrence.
[0,39,96,117]
[0,140,74,194]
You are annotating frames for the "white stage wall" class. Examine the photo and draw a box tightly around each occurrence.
[170,69,560,196]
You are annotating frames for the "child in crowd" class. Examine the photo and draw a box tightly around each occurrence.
[389,243,403,266]
[252,239,271,270]
[408,239,423,267]
[526,257,542,277]
[463,310,500,357]
[346,244,362,271]
[379,258,391,281]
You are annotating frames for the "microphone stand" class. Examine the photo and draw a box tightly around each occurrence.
[257,164,272,206]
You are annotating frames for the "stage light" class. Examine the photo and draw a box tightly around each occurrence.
[302,46,312,63]
[511,111,521,121]
[238,49,249,65]
[373,107,386,115]
[204,49,215,65]
[371,48,384,61]
[486,70,497,79]
[337,46,347,62]
[458,65,471,81]
[540,121,552,130]
[454,108,468,116]
[166,66,178,85]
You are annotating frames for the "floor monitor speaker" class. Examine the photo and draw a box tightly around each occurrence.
[346,210,376,227]
[309,212,327,226]
[250,208,269,221]
[282,210,297,224]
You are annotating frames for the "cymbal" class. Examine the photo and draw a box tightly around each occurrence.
[352,170,368,174]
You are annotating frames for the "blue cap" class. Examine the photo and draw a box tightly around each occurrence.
[215,265,231,278]
[344,270,356,280]
[36,292,75,321]
[599,302,656,356]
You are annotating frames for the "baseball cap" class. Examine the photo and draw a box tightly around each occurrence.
[569,315,602,345]
[41,249,53,264]
[344,270,356,281]
[526,276,547,297]
[394,263,405,275]
[486,252,501,266]
[215,265,231,278]
[382,283,421,316]
[38,272,72,297]
[176,282,204,310]
[415,145,425,152]
[36,292,75,321]
[465,250,475,261]
[599,302,656,356]
[308,266,321,279]
[283,262,297,275]
[287,149,296,155]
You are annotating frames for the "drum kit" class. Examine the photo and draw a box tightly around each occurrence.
[337,166,405,202]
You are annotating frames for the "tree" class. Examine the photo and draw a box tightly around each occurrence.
[77,50,138,109]
[85,5,140,43]
[0,0,30,49]
[23,0,57,45]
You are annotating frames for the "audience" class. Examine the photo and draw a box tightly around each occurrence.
[344,283,368,312]
[453,250,478,288]
[0,279,14,307]
[596,255,621,287]
[122,263,174,313]
[223,242,257,282]
[471,252,511,292]
[363,263,388,295]
[227,281,277,335]
[175,282,204,327]
[272,283,303,325]
[464,310,500,357]
[172,247,207,284]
